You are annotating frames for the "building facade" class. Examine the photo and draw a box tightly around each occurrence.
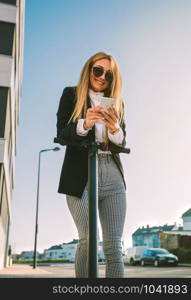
[20,251,40,260]
[44,239,78,262]
[132,224,175,248]
[132,208,191,249]
[182,208,191,231]
[0,0,25,269]
[44,239,106,262]
[160,208,191,249]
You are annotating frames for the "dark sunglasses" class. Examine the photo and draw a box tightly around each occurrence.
[92,66,113,83]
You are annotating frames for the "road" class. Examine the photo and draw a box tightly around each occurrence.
[0,263,190,278]
[40,264,191,278]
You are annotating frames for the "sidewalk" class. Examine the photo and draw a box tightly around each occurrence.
[0,263,108,278]
[0,264,55,278]
[0,263,105,278]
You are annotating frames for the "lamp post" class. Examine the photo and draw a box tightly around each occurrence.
[33,147,60,269]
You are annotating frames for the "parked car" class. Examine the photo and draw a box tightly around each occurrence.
[124,246,148,265]
[140,248,178,267]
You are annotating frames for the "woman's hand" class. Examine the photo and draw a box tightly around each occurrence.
[101,105,120,134]
[84,106,104,129]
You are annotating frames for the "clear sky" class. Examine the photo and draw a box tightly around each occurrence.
[10,0,191,253]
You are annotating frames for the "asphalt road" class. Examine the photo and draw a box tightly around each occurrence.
[34,263,191,278]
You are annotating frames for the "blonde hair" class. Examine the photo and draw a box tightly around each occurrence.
[68,52,124,124]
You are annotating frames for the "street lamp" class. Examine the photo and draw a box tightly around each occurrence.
[33,147,60,269]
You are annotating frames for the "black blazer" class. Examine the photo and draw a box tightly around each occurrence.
[56,86,127,198]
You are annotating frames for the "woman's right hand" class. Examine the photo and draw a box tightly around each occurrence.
[84,106,104,130]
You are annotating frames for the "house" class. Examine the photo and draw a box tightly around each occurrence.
[20,251,40,260]
[160,208,191,249]
[182,208,191,231]
[44,239,106,262]
[132,208,191,249]
[132,224,175,248]
[43,239,78,261]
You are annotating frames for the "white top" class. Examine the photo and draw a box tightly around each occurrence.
[76,89,124,154]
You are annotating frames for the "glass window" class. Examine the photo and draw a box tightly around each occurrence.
[0,21,15,55]
[153,249,169,255]
[0,87,9,137]
[0,0,16,5]
[147,250,153,256]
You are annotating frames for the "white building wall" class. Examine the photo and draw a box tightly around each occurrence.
[0,2,16,23]
[183,216,191,231]
[0,0,25,270]
[44,244,78,261]
[62,244,77,261]
[44,242,105,262]
[0,56,13,87]
[0,139,6,163]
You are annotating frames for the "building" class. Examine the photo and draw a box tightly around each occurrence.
[182,208,191,231]
[132,208,191,249]
[0,0,25,269]
[20,251,39,260]
[44,239,78,262]
[160,208,191,249]
[132,224,175,248]
[44,239,106,262]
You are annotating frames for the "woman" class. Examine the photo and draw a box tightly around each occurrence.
[56,52,127,278]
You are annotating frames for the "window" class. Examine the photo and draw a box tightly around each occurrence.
[0,21,15,55]
[147,250,153,257]
[0,87,9,137]
[152,234,160,248]
[0,165,4,212]
[0,0,16,5]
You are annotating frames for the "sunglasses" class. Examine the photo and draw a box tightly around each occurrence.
[92,66,113,83]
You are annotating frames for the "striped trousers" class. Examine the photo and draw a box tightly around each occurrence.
[66,153,127,278]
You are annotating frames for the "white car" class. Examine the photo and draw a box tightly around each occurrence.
[124,246,148,265]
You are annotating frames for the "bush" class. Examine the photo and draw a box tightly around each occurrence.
[169,248,191,263]
[13,258,70,264]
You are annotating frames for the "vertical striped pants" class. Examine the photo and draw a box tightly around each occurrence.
[66,153,127,278]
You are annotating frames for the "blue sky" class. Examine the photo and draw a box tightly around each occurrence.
[11,0,191,253]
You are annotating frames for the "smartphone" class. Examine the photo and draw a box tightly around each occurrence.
[99,96,116,111]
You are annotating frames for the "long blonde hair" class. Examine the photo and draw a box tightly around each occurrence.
[68,52,124,124]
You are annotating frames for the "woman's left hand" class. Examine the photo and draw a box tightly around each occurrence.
[101,105,120,134]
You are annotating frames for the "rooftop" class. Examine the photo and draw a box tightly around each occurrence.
[46,245,63,251]
[46,239,79,251]
[63,239,78,245]
[182,208,191,217]
[133,224,175,235]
